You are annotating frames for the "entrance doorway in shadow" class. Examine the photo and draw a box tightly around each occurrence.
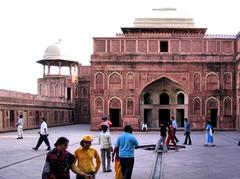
[159,109,170,127]
[110,109,120,127]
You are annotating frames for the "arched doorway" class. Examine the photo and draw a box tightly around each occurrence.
[159,93,170,126]
[109,98,121,127]
[206,97,219,128]
[140,77,188,128]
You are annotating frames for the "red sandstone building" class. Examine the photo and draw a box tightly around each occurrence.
[90,8,240,130]
[0,8,240,132]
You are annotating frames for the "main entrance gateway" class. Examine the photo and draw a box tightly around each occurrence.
[140,77,188,128]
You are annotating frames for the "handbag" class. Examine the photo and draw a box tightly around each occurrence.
[42,161,50,179]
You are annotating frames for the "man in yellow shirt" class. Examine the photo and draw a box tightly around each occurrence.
[74,135,101,179]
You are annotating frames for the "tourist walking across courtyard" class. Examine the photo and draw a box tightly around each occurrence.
[32,118,51,151]
[204,120,215,147]
[115,125,139,179]
[171,116,179,143]
[99,125,113,172]
[74,135,101,179]
[155,122,167,152]
[42,137,92,179]
[166,120,178,152]
[16,114,24,139]
[183,118,192,145]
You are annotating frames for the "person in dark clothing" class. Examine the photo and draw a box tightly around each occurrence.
[42,137,92,179]
[183,118,192,145]
[155,122,167,152]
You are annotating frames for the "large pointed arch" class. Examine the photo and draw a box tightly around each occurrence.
[138,75,189,96]
[139,76,189,128]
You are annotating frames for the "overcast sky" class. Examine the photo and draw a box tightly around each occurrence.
[0,0,239,94]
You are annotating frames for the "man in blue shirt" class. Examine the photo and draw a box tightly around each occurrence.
[115,125,139,179]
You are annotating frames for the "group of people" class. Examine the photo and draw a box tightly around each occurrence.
[97,116,139,179]
[15,113,240,178]
[39,115,138,179]
[16,114,52,151]
[155,116,218,152]
[155,117,192,152]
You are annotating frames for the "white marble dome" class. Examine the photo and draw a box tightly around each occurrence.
[42,40,74,61]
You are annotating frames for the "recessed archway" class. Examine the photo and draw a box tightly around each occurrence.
[140,77,188,128]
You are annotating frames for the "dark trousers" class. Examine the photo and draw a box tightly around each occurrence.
[173,128,179,142]
[184,132,192,144]
[120,157,134,179]
[35,134,50,149]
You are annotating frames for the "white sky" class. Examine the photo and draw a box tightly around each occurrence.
[0,0,239,94]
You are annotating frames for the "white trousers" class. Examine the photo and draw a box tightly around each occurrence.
[18,126,23,137]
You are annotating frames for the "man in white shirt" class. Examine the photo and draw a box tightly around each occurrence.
[32,118,51,151]
[171,116,179,143]
[16,114,24,139]
[141,123,148,132]
[99,125,112,172]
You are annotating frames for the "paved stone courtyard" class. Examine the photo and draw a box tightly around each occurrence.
[0,124,240,179]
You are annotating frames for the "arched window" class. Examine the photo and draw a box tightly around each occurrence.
[81,87,88,98]
[126,73,135,90]
[95,73,104,90]
[224,98,232,115]
[127,98,134,115]
[144,93,152,104]
[109,73,122,90]
[193,98,201,115]
[194,73,201,91]
[224,73,232,90]
[206,73,218,90]
[95,97,104,115]
[160,93,169,105]
[177,93,184,104]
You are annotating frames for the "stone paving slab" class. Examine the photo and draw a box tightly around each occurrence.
[0,125,240,179]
